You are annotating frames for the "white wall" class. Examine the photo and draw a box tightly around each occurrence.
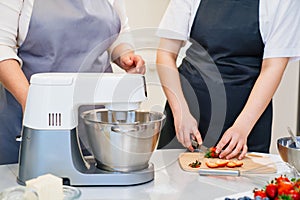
[271,62,299,153]
[113,0,170,112]
[124,0,170,29]
[121,0,300,154]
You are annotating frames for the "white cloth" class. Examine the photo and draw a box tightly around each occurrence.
[0,0,129,64]
[157,0,300,61]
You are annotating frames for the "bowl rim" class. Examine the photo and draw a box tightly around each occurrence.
[80,109,166,125]
[277,136,300,151]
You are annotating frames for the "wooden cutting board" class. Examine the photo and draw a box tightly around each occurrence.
[178,152,277,174]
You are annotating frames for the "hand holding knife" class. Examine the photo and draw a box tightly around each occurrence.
[191,139,209,152]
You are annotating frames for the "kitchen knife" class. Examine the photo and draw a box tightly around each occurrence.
[191,139,209,152]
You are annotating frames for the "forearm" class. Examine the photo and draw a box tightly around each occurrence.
[233,58,289,135]
[157,38,203,147]
[0,59,29,111]
[156,39,189,116]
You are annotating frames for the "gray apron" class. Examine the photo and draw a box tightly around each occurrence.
[158,0,272,153]
[0,0,121,164]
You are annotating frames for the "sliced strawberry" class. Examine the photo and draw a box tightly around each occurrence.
[226,161,237,168]
[205,161,219,168]
[216,160,229,167]
[233,161,243,167]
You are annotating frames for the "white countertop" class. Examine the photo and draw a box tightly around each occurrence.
[0,149,293,200]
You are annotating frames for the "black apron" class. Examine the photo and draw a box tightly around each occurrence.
[158,0,272,153]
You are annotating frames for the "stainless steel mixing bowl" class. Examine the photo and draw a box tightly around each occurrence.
[81,109,165,172]
[277,136,300,172]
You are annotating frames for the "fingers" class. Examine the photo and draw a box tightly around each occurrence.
[215,134,231,155]
[238,145,248,160]
[176,130,190,149]
[183,130,192,148]
[177,127,202,152]
[121,54,146,74]
[132,55,146,74]
[194,129,203,145]
[187,145,194,152]
[121,56,133,68]
[132,55,145,67]
[218,141,235,159]
[189,129,203,152]
[220,140,242,159]
[216,132,248,160]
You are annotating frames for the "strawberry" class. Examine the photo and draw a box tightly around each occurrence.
[204,147,220,158]
[278,181,294,196]
[288,190,300,200]
[266,182,278,199]
[276,175,290,184]
[253,189,267,198]
[252,176,300,200]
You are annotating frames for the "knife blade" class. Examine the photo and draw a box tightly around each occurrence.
[191,139,208,152]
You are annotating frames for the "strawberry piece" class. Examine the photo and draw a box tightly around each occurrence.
[265,183,278,199]
[226,161,237,168]
[204,147,220,158]
[233,161,243,167]
[216,160,229,167]
[205,161,219,168]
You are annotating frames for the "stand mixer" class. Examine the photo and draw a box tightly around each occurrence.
[17,73,164,186]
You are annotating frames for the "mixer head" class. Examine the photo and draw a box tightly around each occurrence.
[23,73,147,130]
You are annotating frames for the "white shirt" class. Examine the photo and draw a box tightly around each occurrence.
[158,0,300,61]
[0,0,129,64]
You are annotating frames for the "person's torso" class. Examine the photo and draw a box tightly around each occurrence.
[185,0,264,86]
[18,0,121,79]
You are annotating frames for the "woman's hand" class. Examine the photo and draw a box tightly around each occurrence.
[215,125,248,160]
[173,109,202,151]
[119,52,146,74]
[216,57,289,160]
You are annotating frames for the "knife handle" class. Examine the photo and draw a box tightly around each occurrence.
[198,169,240,176]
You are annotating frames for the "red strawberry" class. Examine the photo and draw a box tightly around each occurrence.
[266,182,278,199]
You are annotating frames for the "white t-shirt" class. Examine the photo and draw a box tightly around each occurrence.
[158,0,300,61]
[0,0,129,64]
